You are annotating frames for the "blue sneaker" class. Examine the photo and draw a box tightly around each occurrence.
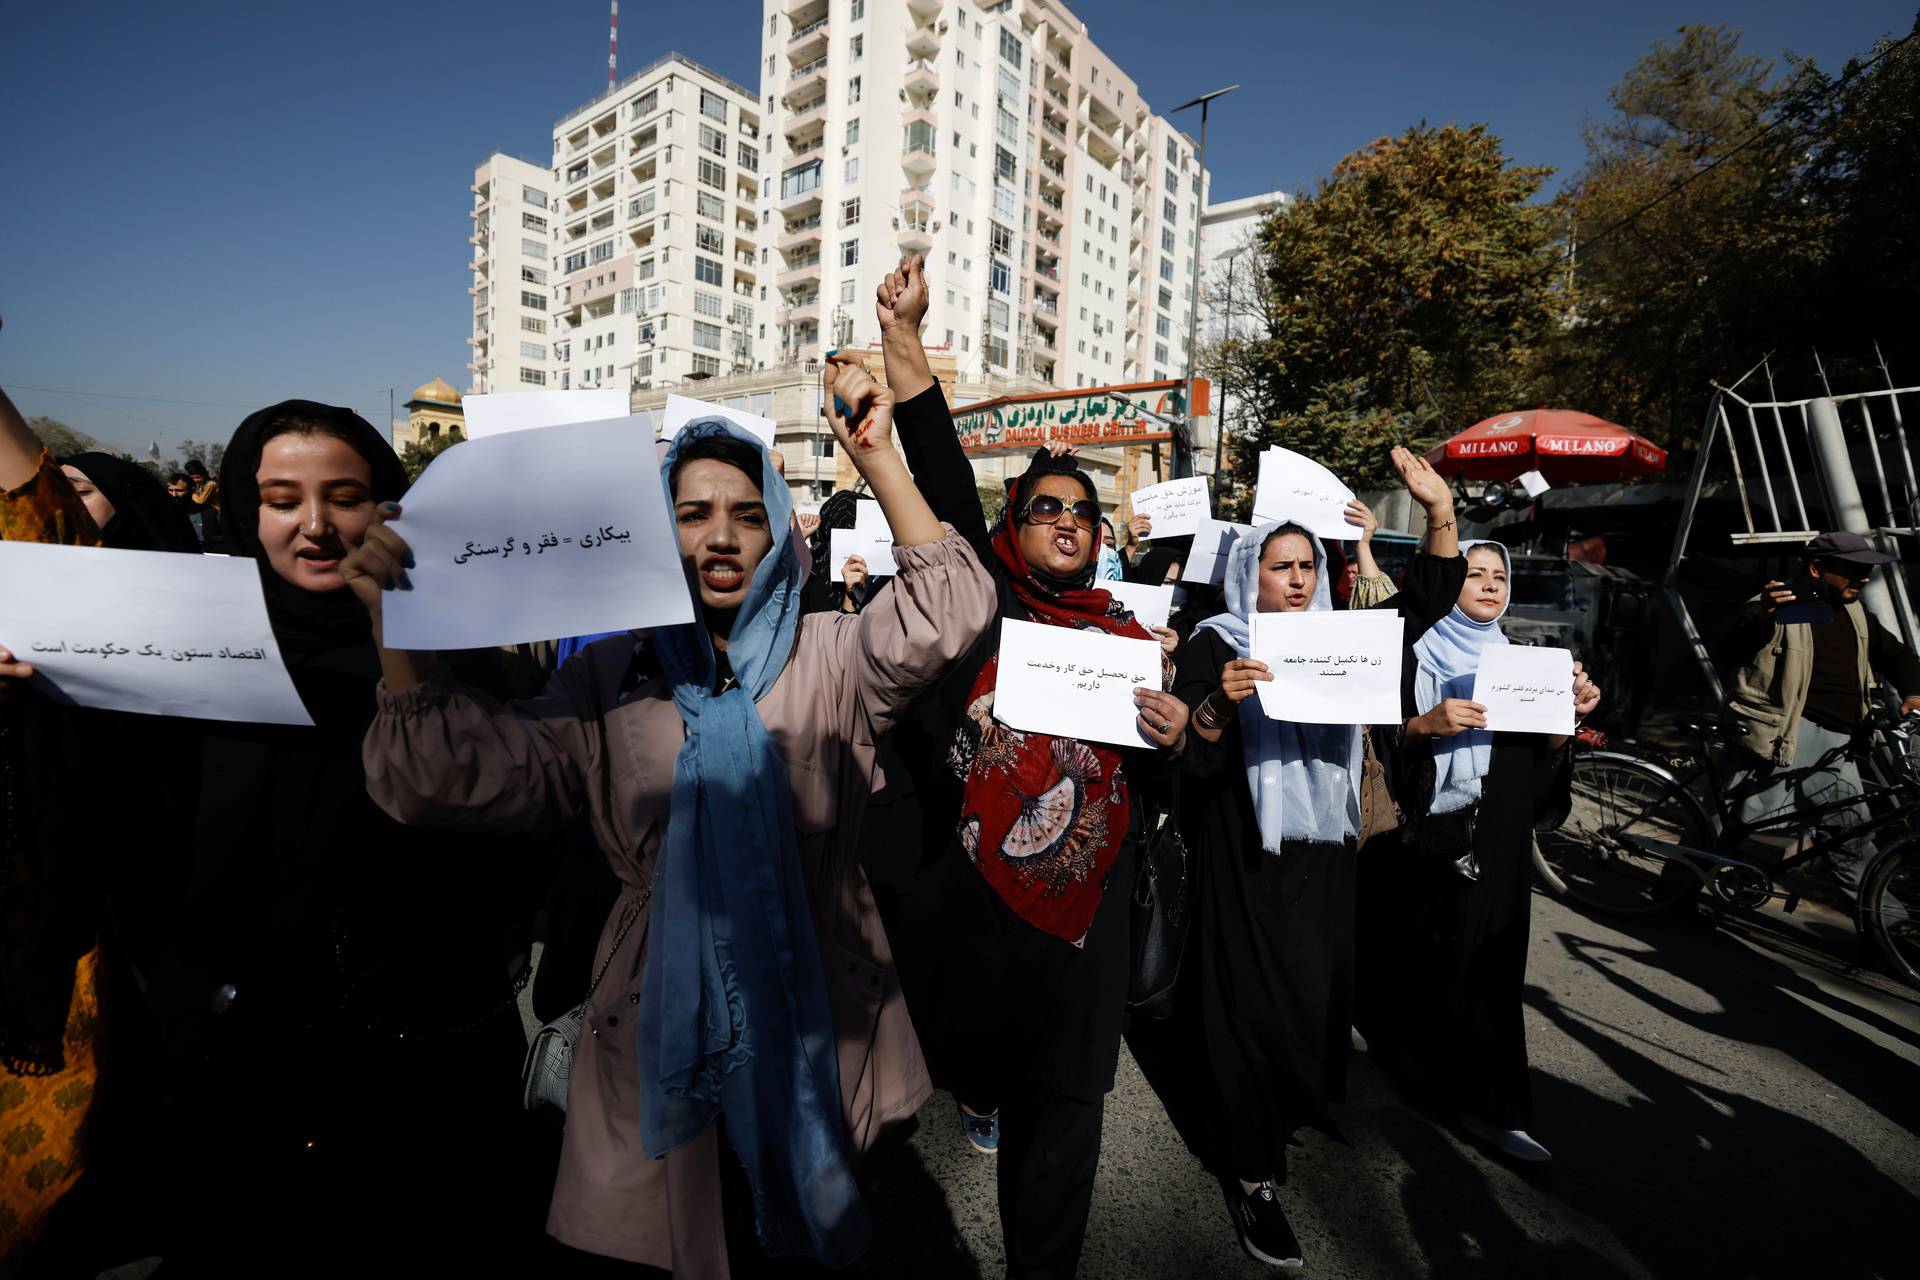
[959,1106,1000,1154]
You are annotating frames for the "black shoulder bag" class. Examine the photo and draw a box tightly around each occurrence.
[1128,780,1191,1018]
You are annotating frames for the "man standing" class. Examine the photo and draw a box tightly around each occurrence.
[165,473,204,547]
[182,457,224,551]
[1720,531,1920,916]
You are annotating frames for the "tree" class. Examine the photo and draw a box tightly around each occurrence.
[27,416,99,458]
[175,439,225,474]
[401,429,465,482]
[1210,123,1560,502]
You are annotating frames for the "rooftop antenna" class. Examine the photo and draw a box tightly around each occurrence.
[608,1,618,90]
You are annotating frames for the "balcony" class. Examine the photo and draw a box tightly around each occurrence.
[903,58,939,98]
[1039,191,1064,215]
[787,14,829,62]
[785,56,828,104]
[779,214,823,250]
[904,23,941,59]
[777,257,822,288]
[1084,119,1122,167]
[784,94,827,135]
[784,0,825,22]
[785,298,821,325]
[779,182,823,215]
[897,219,934,254]
[906,0,941,16]
[901,130,937,180]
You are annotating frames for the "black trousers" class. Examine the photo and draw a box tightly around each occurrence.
[996,1084,1105,1280]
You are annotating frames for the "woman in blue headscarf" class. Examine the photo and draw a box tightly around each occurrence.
[1127,447,1464,1271]
[1361,540,1599,1167]
[342,362,996,1275]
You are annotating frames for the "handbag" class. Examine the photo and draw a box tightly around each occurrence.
[1128,781,1192,1019]
[521,885,649,1112]
[1358,726,1402,843]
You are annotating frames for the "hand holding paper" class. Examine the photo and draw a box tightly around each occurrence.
[1248,610,1404,725]
[1128,477,1210,539]
[1469,645,1575,735]
[992,618,1163,748]
[1253,447,1356,540]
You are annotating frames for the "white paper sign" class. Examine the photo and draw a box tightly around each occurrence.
[1518,469,1551,498]
[991,618,1161,748]
[1128,477,1211,539]
[663,394,777,449]
[1180,518,1251,585]
[382,415,695,649]
[1471,644,1575,735]
[1100,580,1174,630]
[0,542,313,725]
[1253,446,1357,540]
[829,527,899,582]
[461,389,628,440]
[1249,610,1404,725]
[853,497,892,536]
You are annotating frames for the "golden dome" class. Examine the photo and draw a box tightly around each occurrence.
[410,376,462,405]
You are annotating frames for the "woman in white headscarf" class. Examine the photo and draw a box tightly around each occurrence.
[1130,447,1462,1271]
[1361,540,1599,1167]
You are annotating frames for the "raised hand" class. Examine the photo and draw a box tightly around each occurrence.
[338,502,414,620]
[876,255,929,335]
[823,354,896,457]
[1390,446,1452,515]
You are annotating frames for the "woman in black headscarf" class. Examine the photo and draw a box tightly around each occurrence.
[59,452,202,554]
[133,400,551,1273]
[800,488,891,615]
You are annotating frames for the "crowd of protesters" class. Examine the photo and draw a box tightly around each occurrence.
[62,254,1917,1278]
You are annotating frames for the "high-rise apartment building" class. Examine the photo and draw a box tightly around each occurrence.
[547,53,770,393]
[467,152,559,393]
[757,0,1209,391]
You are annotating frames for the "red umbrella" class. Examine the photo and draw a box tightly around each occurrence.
[1425,409,1667,482]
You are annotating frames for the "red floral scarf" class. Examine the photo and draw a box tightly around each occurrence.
[950,484,1167,942]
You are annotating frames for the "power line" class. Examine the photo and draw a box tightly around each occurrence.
[0,379,256,410]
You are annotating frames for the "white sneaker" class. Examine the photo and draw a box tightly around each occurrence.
[1461,1113,1553,1163]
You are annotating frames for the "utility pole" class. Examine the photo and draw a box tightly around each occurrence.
[1170,84,1238,480]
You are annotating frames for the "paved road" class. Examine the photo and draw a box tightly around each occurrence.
[834,889,1918,1279]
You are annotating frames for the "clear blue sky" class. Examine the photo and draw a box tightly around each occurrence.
[1,0,1910,456]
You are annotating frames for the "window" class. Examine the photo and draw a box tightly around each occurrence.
[630,188,656,218]
[635,256,655,279]
[733,301,754,327]
[691,354,721,377]
[1166,137,1179,165]
[851,35,863,60]
[846,119,860,145]
[694,291,723,318]
[634,89,657,118]
[1191,170,1203,196]
[699,89,727,122]
[637,353,653,378]
[590,239,613,263]
[1155,343,1169,364]
[696,225,724,255]
[998,29,1022,66]
[699,123,725,156]
[1161,228,1175,253]
[697,191,724,220]
[992,181,1017,219]
[995,146,1016,181]
[520,341,547,360]
[1156,315,1171,338]
[1163,197,1177,222]
[618,287,641,313]
[564,250,587,272]
[698,158,726,190]
[521,265,547,285]
[904,120,936,156]
[844,155,859,183]
[694,255,723,285]
[987,336,1009,366]
[1158,286,1173,309]
[523,186,547,208]
[1166,167,1178,192]
[840,238,860,267]
[989,259,1010,293]
[847,76,861,105]
[522,315,547,333]
[780,160,822,199]
[851,0,864,18]
[996,105,1019,146]
[737,142,758,171]
[520,367,547,385]
[520,290,546,311]
[998,67,1021,104]
[522,237,545,258]
[989,221,1013,255]
[522,212,547,232]
[989,298,1010,329]
[840,197,861,227]
[839,279,857,304]
[567,161,589,183]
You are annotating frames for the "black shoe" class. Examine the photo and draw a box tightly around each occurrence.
[1225,1179,1304,1269]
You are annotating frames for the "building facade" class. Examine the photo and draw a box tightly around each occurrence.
[548,53,771,395]
[755,0,1209,392]
[393,377,467,452]
[468,152,558,393]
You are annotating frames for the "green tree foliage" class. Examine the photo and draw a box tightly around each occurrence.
[1540,19,1919,445]
[26,416,99,458]
[175,439,225,474]
[401,429,465,482]
[1212,124,1560,503]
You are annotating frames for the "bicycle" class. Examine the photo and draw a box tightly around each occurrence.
[1531,707,1920,989]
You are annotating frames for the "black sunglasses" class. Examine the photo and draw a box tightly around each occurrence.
[1019,494,1101,531]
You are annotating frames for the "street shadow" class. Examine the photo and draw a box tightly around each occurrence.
[1523,917,1920,1277]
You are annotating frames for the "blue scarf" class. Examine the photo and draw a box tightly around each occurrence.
[1195,519,1361,850]
[1411,540,1511,815]
[636,420,869,1265]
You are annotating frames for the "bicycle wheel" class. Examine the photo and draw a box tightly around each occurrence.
[1533,751,1716,915]
[1860,833,1920,989]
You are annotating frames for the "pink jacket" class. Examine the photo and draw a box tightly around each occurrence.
[362,530,995,1275]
